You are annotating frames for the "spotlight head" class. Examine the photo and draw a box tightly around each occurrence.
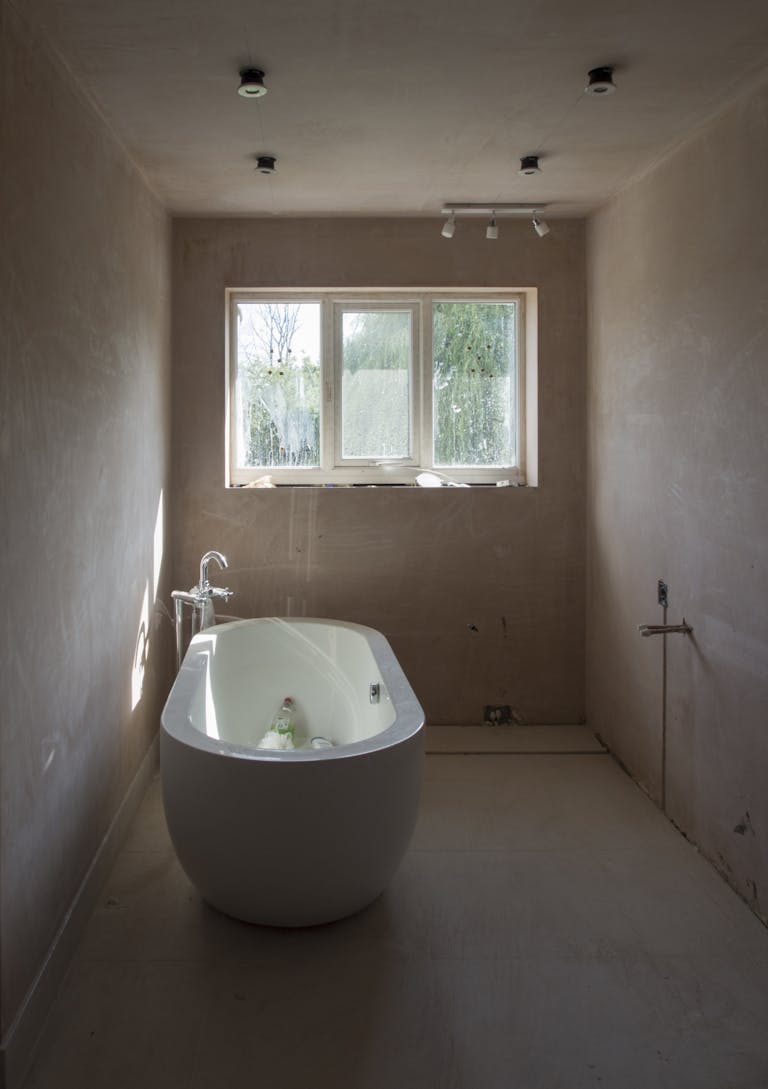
[255,154,277,175]
[238,68,268,98]
[532,213,550,238]
[585,66,615,95]
[441,213,456,239]
[519,155,541,176]
[486,215,498,241]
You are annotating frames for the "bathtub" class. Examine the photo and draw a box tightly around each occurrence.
[160,617,425,926]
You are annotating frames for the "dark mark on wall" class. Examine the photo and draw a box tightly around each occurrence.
[501,615,508,638]
[734,811,755,836]
[467,623,479,632]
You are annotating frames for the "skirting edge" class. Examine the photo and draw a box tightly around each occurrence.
[0,736,160,1089]
[425,724,606,754]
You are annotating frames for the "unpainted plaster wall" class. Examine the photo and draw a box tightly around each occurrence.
[586,79,768,918]
[172,217,586,726]
[0,0,172,1038]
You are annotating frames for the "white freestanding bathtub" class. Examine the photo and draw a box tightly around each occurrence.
[160,618,425,926]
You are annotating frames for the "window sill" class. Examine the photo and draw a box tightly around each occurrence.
[229,466,527,488]
[228,480,531,490]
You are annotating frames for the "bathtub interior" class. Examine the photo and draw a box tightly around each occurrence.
[185,618,398,751]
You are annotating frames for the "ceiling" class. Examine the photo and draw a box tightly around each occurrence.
[18,0,768,216]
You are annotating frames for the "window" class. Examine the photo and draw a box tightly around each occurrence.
[227,289,533,486]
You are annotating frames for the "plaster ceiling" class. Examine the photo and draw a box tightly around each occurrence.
[18,0,768,216]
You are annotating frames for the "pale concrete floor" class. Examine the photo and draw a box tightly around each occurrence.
[24,753,768,1089]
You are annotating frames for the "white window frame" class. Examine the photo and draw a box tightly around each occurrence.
[333,299,420,470]
[226,288,534,487]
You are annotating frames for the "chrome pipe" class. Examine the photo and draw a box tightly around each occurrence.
[171,589,213,657]
[638,619,692,637]
[171,589,202,606]
[173,595,186,673]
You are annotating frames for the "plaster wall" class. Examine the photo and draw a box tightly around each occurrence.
[586,79,768,917]
[0,0,172,1040]
[172,217,586,726]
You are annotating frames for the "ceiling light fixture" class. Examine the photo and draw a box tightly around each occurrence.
[238,68,268,98]
[440,204,550,237]
[519,155,541,176]
[442,204,546,216]
[255,154,277,174]
[441,211,456,238]
[532,212,550,238]
[585,66,615,96]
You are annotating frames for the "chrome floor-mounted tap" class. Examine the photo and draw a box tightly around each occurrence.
[172,550,234,670]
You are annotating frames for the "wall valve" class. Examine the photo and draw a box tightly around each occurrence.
[638,620,692,637]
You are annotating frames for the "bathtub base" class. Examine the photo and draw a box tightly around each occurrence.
[161,727,424,928]
[202,888,384,929]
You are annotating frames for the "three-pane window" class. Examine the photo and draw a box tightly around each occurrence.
[228,291,525,485]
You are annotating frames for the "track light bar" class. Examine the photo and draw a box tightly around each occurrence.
[441,203,547,216]
[440,204,552,241]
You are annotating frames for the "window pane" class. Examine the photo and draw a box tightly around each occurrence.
[432,301,517,467]
[235,302,321,468]
[341,311,411,459]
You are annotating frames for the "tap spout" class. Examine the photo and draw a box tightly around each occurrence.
[199,550,228,593]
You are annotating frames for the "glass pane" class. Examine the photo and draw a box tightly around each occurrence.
[341,311,411,459]
[432,301,517,467]
[235,302,321,468]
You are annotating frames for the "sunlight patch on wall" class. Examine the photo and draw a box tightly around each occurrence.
[153,490,164,600]
[131,492,165,712]
[131,580,150,711]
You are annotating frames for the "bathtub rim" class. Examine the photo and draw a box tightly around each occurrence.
[161,616,425,763]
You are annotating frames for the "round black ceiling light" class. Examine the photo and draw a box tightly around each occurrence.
[585,66,616,95]
[238,68,267,98]
[518,155,541,176]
